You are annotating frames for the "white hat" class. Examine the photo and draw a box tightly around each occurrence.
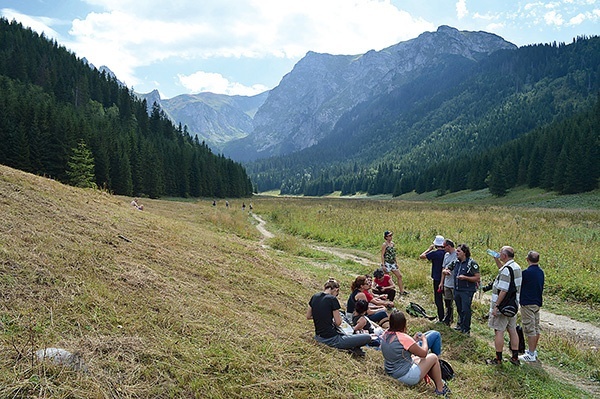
[433,235,445,246]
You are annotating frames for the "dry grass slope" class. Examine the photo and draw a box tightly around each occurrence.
[0,165,594,398]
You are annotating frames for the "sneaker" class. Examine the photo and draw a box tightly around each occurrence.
[453,325,462,331]
[400,291,409,296]
[509,356,521,366]
[434,382,451,396]
[485,358,502,365]
[518,350,537,362]
[350,347,366,358]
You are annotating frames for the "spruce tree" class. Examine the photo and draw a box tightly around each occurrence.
[66,140,96,188]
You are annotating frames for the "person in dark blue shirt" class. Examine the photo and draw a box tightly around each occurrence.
[518,251,545,362]
[420,235,447,322]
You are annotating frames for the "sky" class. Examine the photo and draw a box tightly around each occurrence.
[1,1,598,99]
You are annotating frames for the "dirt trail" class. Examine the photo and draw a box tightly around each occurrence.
[252,213,600,396]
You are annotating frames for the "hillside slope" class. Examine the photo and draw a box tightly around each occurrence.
[0,165,592,398]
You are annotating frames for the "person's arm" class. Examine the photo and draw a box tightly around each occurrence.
[419,244,435,259]
[381,243,387,265]
[353,316,367,332]
[306,307,312,320]
[332,309,342,327]
[408,334,429,357]
[458,272,480,283]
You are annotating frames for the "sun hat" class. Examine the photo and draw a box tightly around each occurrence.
[433,235,445,246]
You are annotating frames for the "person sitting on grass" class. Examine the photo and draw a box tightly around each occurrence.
[372,268,396,302]
[347,275,390,326]
[352,299,390,331]
[307,278,372,357]
[380,311,450,397]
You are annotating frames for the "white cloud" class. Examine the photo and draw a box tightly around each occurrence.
[177,71,268,96]
[1,8,61,40]
[569,12,587,24]
[544,10,564,25]
[456,0,468,19]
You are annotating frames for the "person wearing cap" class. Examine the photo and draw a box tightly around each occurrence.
[420,235,447,322]
[381,231,407,295]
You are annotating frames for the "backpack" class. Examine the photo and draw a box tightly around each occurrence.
[439,359,454,380]
[406,302,436,320]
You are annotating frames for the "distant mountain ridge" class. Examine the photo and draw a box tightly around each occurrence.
[137,90,268,149]
[222,25,516,161]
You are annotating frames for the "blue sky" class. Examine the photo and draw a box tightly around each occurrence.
[1,1,598,99]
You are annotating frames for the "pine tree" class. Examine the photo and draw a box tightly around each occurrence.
[66,140,96,188]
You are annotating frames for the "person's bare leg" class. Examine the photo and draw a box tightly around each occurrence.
[393,269,404,293]
[416,354,444,391]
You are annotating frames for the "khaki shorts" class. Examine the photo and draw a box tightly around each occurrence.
[488,311,517,331]
[443,286,454,301]
[521,304,541,336]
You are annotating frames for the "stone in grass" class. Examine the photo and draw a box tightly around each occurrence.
[35,347,88,372]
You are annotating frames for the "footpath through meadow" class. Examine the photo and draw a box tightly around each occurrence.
[252,213,600,396]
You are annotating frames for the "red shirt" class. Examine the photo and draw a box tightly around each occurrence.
[374,274,392,288]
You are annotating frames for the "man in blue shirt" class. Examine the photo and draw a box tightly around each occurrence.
[518,251,545,362]
[420,235,447,322]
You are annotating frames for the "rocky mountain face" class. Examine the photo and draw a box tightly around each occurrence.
[222,25,516,161]
[137,90,268,149]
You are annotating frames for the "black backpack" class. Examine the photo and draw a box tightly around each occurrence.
[406,302,436,320]
[439,359,454,380]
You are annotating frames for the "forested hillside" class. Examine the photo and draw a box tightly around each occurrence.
[248,37,600,197]
[0,18,252,198]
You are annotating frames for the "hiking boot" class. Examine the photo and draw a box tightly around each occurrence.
[509,356,521,366]
[485,358,502,365]
[518,351,537,362]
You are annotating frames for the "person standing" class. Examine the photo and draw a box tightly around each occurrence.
[439,239,458,326]
[446,244,480,335]
[307,278,372,357]
[381,231,407,295]
[487,246,523,366]
[420,235,446,322]
[518,251,544,362]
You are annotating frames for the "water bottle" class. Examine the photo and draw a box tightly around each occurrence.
[486,249,500,258]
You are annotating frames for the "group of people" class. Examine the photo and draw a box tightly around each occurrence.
[307,231,545,395]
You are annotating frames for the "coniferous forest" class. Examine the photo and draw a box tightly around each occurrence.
[0,18,253,198]
[248,37,600,197]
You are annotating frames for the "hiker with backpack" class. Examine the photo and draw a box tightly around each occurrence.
[380,311,450,396]
[443,243,480,335]
[486,246,523,366]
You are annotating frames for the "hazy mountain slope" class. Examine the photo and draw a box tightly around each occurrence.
[137,90,268,149]
[223,26,516,161]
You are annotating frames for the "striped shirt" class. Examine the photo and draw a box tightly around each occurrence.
[490,260,522,311]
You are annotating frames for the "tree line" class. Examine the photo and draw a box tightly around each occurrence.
[0,18,252,198]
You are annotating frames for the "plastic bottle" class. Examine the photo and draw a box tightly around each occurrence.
[486,249,500,258]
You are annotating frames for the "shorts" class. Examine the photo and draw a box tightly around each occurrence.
[488,311,517,331]
[521,304,541,336]
[394,363,421,386]
[383,262,399,273]
[443,286,454,301]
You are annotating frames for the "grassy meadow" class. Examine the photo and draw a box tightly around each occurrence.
[1,164,599,398]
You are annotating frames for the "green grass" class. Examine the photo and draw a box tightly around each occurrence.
[1,165,598,398]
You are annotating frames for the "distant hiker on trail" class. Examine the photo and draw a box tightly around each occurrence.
[518,250,544,362]
[439,239,458,326]
[486,246,522,366]
[444,243,480,336]
[130,198,143,210]
[307,278,371,357]
[381,230,407,295]
[242,202,246,211]
[380,311,450,396]
[420,235,446,322]
[225,200,229,208]
[212,200,216,206]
